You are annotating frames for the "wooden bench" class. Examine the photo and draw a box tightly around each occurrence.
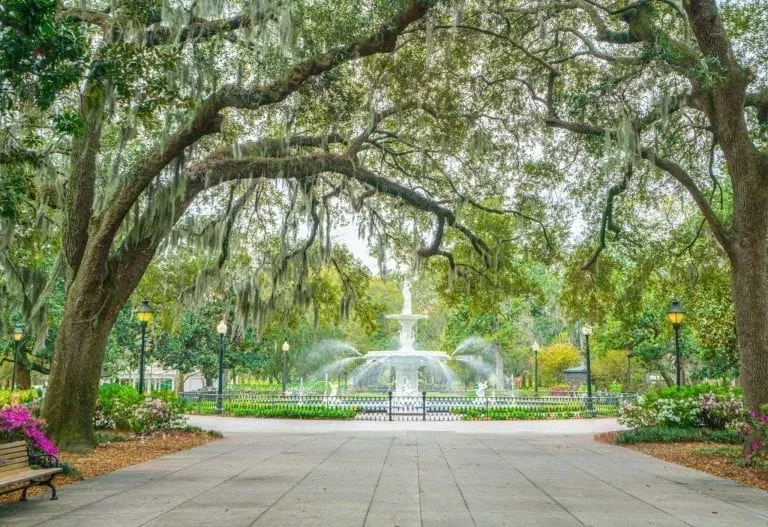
[0,441,62,501]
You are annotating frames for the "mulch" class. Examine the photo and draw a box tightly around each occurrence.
[0,429,219,505]
[595,432,768,492]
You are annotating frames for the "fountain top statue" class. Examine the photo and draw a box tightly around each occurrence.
[384,280,427,351]
[402,280,412,315]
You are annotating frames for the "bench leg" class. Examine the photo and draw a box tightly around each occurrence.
[19,478,58,501]
[43,479,57,500]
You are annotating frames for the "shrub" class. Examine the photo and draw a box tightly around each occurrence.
[227,405,358,419]
[0,389,40,408]
[130,398,187,433]
[148,390,185,414]
[547,384,571,396]
[98,384,144,430]
[739,404,768,463]
[618,385,743,430]
[0,404,58,456]
[616,426,743,445]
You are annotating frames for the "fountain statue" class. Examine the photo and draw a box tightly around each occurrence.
[402,280,412,315]
[476,381,487,400]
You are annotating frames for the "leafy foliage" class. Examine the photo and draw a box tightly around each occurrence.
[616,427,744,445]
[0,0,85,109]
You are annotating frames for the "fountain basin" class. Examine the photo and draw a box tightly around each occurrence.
[363,350,451,394]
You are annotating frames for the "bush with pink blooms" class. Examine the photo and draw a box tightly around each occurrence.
[0,404,58,456]
[738,404,768,463]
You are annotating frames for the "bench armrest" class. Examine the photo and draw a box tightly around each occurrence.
[29,452,60,469]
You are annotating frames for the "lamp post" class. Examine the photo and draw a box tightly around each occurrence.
[625,347,633,392]
[216,317,228,415]
[136,299,153,393]
[281,341,290,395]
[667,299,685,388]
[582,325,593,411]
[532,341,540,396]
[11,325,24,391]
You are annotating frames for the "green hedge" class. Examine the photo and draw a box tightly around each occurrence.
[229,406,358,419]
[185,401,359,419]
[616,426,744,444]
[453,404,620,420]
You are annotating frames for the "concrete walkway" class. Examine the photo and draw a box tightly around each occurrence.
[2,419,767,527]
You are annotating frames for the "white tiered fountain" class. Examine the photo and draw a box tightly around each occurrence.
[364,281,452,394]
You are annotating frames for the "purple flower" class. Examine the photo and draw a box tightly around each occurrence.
[0,405,58,456]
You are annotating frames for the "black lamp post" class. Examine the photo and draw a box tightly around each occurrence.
[625,347,633,392]
[282,341,290,395]
[532,340,540,396]
[11,325,24,391]
[136,299,153,393]
[667,299,685,388]
[216,317,228,414]
[582,325,593,411]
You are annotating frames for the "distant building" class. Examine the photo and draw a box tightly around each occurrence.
[562,365,587,387]
[102,363,205,392]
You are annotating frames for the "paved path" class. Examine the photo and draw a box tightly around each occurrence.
[2,419,767,527]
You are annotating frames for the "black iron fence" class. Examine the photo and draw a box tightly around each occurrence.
[180,391,636,421]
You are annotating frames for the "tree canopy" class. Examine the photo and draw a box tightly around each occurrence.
[2,0,767,449]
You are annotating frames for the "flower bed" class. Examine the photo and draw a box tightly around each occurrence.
[95,385,188,433]
[619,385,743,430]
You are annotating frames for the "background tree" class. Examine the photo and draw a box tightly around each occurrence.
[538,341,581,387]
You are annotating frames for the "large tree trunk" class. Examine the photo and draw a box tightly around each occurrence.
[43,315,117,451]
[729,243,768,413]
[42,277,122,451]
[15,362,31,390]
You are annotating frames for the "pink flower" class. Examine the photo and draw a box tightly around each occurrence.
[0,404,58,456]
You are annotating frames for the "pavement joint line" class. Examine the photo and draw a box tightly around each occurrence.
[24,436,262,527]
[434,435,477,527]
[476,437,586,527]
[136,433,319,527]
[415,433,423,527]
[247,435,353,527]
[361,436,395,527]
[520,438,696,527]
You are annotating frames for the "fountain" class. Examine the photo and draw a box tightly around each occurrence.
[307,280,506,396]
[363,280,453,394]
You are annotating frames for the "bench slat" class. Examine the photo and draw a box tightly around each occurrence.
[0,452,30,463]
[0,459,29,470]
[0,447,27,457]
[0,461,29,472]
[0,468,30,479]
[0,468,61,487]
[0,442,27,453]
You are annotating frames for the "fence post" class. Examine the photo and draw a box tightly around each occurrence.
[388,391,393,421]
[422,391,427,421]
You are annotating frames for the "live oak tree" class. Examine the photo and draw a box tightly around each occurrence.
[435,0,767,416]
[2,0,517,450]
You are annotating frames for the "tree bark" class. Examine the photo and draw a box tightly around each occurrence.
[15,363,31,390]
[42,301,119,451]
[729,241,768,413]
